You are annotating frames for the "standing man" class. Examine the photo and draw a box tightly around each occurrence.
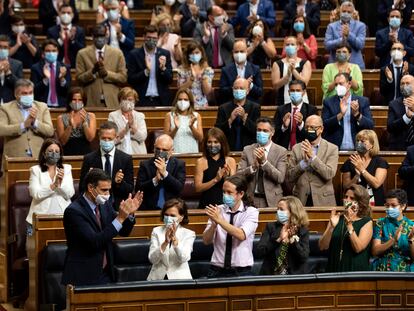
[0,34,22,104]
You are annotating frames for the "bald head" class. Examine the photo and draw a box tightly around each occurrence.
[306,115,323,127]
[155,134,173,150]
[233,77,249,90]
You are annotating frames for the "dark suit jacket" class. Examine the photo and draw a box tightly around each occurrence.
[38,0,79,33]
[256,222,309,275]
[398,145,414,205]
[273,102,318,149]
[219,62,263,103]
[8,33,40,69]
[46,24,85,68]
[127,46,173,106]
[375,27,414,67]
[0,58,22,103]
[387,97,413,150]
[380,63,414,105]
[378,0,413,29]
[282,1,320,34]
[30,60,71,108]
[215,99,261,151]
[135,157,186,210]
[322,95,374,148]
[102,17,135,57]
[79,149,134,209]
[178,0,211,37]
[61,195,135,285]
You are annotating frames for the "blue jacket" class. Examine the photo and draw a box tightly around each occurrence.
[102,17,135,58]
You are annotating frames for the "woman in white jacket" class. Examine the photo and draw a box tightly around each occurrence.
[147,198,196,280]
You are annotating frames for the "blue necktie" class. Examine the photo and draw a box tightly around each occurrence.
[157,186,165,209]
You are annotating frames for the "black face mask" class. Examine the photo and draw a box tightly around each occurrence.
[94,36,106,49]
[355,141,368,154]
[45,151,60,165]
[305,130,318,142]
[207,145,221,155]
[155,149,169,161]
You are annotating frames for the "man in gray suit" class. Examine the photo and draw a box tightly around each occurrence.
[238,117,288,208]
[193,5,234,69]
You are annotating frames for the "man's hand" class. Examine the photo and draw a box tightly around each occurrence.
[59,66,67,80]
[24,107,37,128]
[20,33,31,45]
[254,146,266,164]
[98,66,108,78]
[205,204,222,224]
[43,64,51,79]
[115,169,124,184]
[389,31,398,43]
[145,55,152,71]
[283,112,291,128]
[350,100,360,117]
[203,22,211,38]
[118,191,144,222]
[189,3,199,17]
[342,24,349,37]
[301,139,314,160]
[159,55,166,71]
[385,66,393,81]
[294,111,303,125]
[154,157,167,177]
[247,13,258,23]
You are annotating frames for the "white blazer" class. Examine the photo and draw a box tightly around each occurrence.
[147,225,196,280]
[26,164,75,224]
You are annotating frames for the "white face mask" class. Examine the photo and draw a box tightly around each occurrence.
[95,192,110,205]
[391,50,404,61]
[12,25,25,34]
[120,100,135,112]
[60,13,73,24]
[214,15,225,27]
[252,25,263,36]
[233,52,247,64]
[177,99,190,111]
[336,84,347,97]
[164,0,175,5]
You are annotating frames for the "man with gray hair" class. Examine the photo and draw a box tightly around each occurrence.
[325,1,367,69]
[0,78,54,160]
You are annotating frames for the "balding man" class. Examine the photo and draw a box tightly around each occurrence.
[135,134,186,210]
[387,74,414,150]
[215,78,261,151]
[219,39,263,103]
[286,115,338,207]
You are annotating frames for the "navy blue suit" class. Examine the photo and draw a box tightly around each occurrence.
[219,61,263,103]
[398,145,414,205]
[127,46,173,106]
[102,17,135,57]
[322,95,374,148]
[230,0,276,37]
[387,97,413,150]
[38,0,79,33]
[282,1,320,35]
[380,63,414,105]
[46,25,85,68]
[0,58,22,104]
[61,195,135,286]
[378,0,413,29]
[375,27,414,67]
[30,60,71,108]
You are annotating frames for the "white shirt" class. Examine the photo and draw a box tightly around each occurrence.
[249,0,259,16]
[236,61,247,78]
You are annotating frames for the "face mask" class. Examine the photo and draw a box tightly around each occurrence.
[177,99,190,111]
[391,50,404,61]
[155,149,169,161]
[19,94,33,108]
[386,206,401,219]
[163,215,178,227]
[305,130,318,142]
[120,100,134,112]
[336,84,347,97]
[233,52,247,64]
[60,13,73,24]
[277,210,289,224]
[164,0,175,5]
[70,102,84,111]
[252,25,263,36]
[108,9,120,21]
[293,22,305,33]
[207,145,221,155]
[289,91,303,105]
[44,51,58,63]
[256,131,270,145]
[223,193,236,208]
[177,0,185,3]
[344,200,358,211]
[145,39,157,50]
[158,25,171,35]
[336,52,348,63]
[94,37,106,50]
[100,140,115,153]
[285,45,297,57]
[389,17,401,28]
[45,151,60,165]
[189,53,202,64]
[12,25,25,34]
[96,193,110,205]
[233,89,247,101]
[214,15,225,27]
[355,141,368,154]
[0,48,9,60]
[401,84,413,97]
[340,12,352,23]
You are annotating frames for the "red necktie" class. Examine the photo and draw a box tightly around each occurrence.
[95,206,108,268]
[290,107,298,149]
[49,63,57,105]
[213,26,219,68]
[63,27,70,66]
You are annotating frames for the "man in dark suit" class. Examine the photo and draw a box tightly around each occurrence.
[215,77,261,151]
[127,25,173,107]
[135,134,186,210]
[375,8,414,68]
[219,39,262,103]
[62,168,143,286]
[322,72,374,150]
[380,41,414,105]
[378,0,413,29]
[399,145,414,205]
[30,39,70,108]
[0,34,22,104]
[38,0,78,33]
[282,0,320,35]
[273,80,318,150]
[46,4,85,68]
[387,74,414,150]
[179,0,211,37]
[79,121,134,210]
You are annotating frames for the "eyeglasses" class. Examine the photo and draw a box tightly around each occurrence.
[305,126,321,131]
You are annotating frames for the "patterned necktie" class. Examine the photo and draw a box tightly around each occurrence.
[94,206,107,268]
[212,26,219,68]
[290,107,298,149]
[63,27,70,66]
[407,118,414,146]
[49,63,57,105]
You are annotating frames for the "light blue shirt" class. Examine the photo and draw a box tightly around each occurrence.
[83,193,122,232]
[340,95,354,150]
[145,48,159,97]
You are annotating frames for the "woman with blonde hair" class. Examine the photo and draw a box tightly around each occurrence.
[341,129,389,206]
[154,13,182,68]
[256,196,310,275]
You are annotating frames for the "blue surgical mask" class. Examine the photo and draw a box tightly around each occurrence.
[100,140,115,153]
[257,131,270,145]
[277,210,289,224]
[19,94,33,108]
[386,206,401,219]
[389,17,401,29]
[340,12,352,23]
[290,91,303,104]
[0,48,9,60]
[44,52,58,63]
[108,9,119,21]
[285,45,297,57]
[163,215,178,227]
[189,53,202,64]
[233,89,247,101]
[293,22,305,33]
[336,52,348,63]
[223,193,236,208]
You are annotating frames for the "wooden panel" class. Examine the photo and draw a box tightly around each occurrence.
[231,299,253,311]
[188,300,227,311]
[337,293,376,307]
[380,293,402,306]
[0,251,6,302]
[147,302,185,311]
[102,305,143,311]
[256,296,296,310]
[297,295,335,309]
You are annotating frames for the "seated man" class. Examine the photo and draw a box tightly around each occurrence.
[378,0,413,29]
[203,174,259,277]
[322,72,374,150]
[273,80,318,150]
[286,115,338,207]
[375,8,414,68]
[0,79,54,159]
[62,168,143,286]
[399,145,414,206]
[282,0,320,35]
[79,121,134,210]
[127,25,173,107]
[0,34,22,104]
[30,39,70,108]
[324,1,366,69]
[135,134,186,210]
[215,78,261,151]
[237,117,287,208]
[387,74,414,150]
[219,39,262,103]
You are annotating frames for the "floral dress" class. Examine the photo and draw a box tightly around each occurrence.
[177,67,214,108]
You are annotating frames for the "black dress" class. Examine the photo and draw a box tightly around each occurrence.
[61,113,92,156]
[247,39,271,69]
[340,156,389,206]
[198,156,225,209]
